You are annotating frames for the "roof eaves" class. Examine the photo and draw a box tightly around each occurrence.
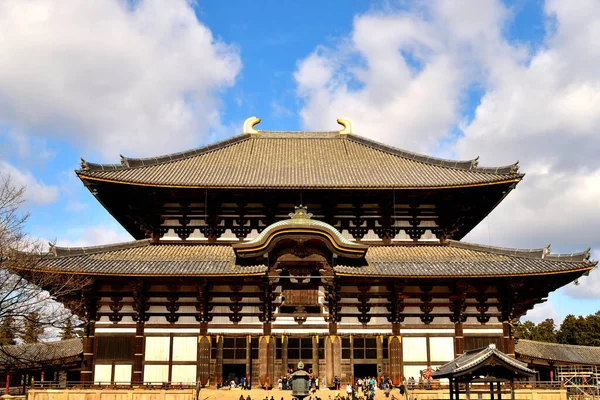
[447,240,547,259]
[448,241,597,264]
[51,239,151,258]
[349,134,522,176]
[78,134,250,172]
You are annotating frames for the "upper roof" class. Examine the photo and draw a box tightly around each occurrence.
[515,339,600,366]
[433,344,535,378]
[77,131,523,189]
[14,238,594,278]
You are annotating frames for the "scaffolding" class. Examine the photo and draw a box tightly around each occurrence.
[558,365,600,400]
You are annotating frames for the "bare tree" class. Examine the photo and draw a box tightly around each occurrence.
[0,172,90,368]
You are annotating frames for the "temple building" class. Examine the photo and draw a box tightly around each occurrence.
[12,117,596,387]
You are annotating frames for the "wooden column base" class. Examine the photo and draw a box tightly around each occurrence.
[132,321,144,384]
[197,335,211,386]
[258,335,275,388]
[388,335,403,386]
[454,322,464,357]
[325,335,341,387]
[503,321,515,356]
[81,321,96,383]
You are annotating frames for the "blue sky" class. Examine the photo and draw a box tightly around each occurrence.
[0,0,599,326]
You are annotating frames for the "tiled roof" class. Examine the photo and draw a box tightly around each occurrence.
[334,240,595,277]
[433,344,535,378]
[20,239,595,278]
[77,132,522,189]
[515,340,600,366]
[0,338,82,369]
[35,240,267,276]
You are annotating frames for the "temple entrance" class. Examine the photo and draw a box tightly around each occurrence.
[353,364,377,379]
[223,364,246,385]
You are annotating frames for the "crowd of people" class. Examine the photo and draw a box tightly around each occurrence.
[221,372,440,400]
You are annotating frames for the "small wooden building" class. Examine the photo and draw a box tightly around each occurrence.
[433,344,535,400]
[0,339,82,393]
[9,118,596,387]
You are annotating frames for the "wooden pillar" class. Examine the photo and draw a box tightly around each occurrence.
[215,335,223,386]
[502,322,515,357]
[325,324,341,387]
[466,381,471,400]
[389,322,403,386]
[376,335,384,380]
[349,335,354,384]
[312,335,320,380]
[454,322,464,357]
[81,319,95,383]
[497,381,502,400]
[490,382,494,400]
[197,322,211,386]
[132,320,145,384]
[281,336,288,376]
[245,335,252,387]
[449,377,454,400]
[259,322,275,388]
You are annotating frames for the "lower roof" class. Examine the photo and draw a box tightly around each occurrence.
[515,339,600,366]
[8,239,594,278]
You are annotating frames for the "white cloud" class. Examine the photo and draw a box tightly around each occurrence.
[294,1,518,153]
[55,224,132,248]
[295,0,600,305]
[456,0,600,299]
[0,0,241,159]
[0,161,59,204]
[522,300,561,325]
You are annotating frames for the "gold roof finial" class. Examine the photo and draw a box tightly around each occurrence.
[337,118,353,134]
[243,116,261,134]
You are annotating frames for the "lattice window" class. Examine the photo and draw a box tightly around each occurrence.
[287,337,312,360]
[353,337,377,359]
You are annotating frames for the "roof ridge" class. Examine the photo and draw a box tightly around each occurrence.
[448,240,593,262]
[348,134,522,175]
[51,239,151,257]
[79,134,250,172]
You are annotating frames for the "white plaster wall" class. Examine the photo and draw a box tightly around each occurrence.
[145,337,170,361]
[171,365,197,383]
[94,364,112,384]
[402,337,427,362]
[144,365,169,384]
[429,337,454,362]
[114,365,132,384]
[172,337,197,361]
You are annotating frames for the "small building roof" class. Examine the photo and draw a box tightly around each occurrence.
[515,339,600,366]
[9,238,594,278]
[77,131,522,189]
[433,344,535,379]
[0,338,82,371]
